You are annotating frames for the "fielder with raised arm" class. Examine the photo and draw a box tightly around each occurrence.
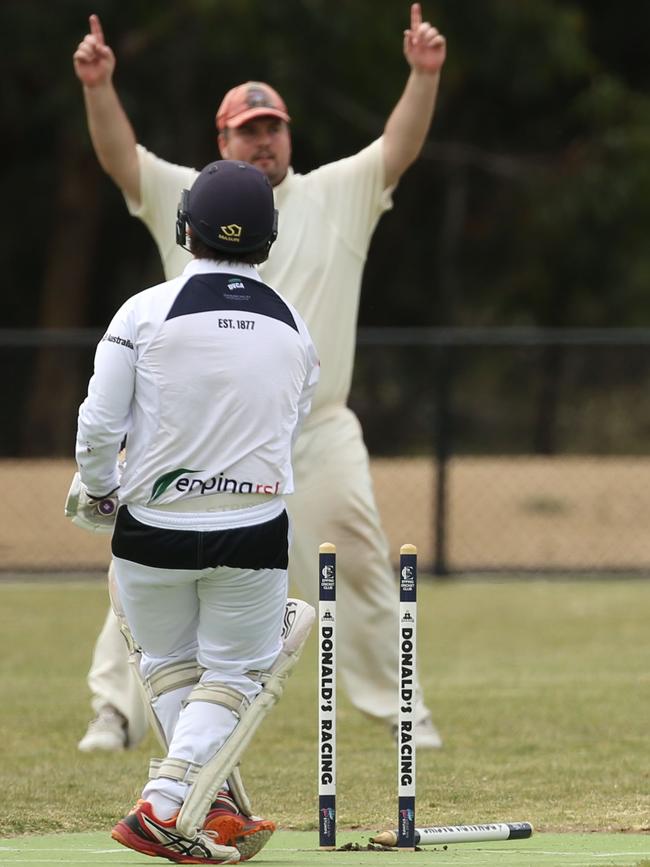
[72,160,319,863]
[72,4,447,756]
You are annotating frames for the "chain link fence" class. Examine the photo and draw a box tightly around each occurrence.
[3,328,650,575]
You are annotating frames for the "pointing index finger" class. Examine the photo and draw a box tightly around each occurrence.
[410,3,422,31]
[89,14,105,45]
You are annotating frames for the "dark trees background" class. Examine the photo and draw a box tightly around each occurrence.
[2,0,650,455]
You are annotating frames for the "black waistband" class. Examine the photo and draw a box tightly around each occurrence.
[112,505,289,571]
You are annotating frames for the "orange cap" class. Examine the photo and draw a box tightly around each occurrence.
[216,81,290,132]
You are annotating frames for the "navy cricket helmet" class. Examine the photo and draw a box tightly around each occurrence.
[176,160,278,254]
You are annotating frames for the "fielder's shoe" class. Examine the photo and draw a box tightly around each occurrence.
[204,790,275,862]
[392,714,443,749]
[414,714,443,749]
[111,799,240,864]
[78,705,127,752]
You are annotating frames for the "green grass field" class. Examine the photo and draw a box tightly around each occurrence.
[1,577,649,864]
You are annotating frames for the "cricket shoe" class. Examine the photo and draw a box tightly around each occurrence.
[392,713,443,749]
[413,713,443,749]
[78,705,127,752]
[204,790,275,861]
[111,799,240,864]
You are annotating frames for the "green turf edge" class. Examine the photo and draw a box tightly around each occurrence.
[0,830,649,865]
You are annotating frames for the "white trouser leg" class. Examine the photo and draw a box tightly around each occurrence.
[87,593,149,746]
[290,408,431,727]
[112,556,288,815]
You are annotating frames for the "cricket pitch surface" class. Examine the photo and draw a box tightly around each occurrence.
[1,830,649,865]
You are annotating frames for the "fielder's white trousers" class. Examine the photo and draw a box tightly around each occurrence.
[87,600,149,744]
[289,406,429,724]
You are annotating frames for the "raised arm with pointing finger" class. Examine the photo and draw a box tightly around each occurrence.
[73,14,140,205]
[384,3,447,185]
[73,8,447,834]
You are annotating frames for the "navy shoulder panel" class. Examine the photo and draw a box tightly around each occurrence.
[166,273,298,332]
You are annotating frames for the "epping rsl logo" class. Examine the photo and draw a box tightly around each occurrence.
[149,468,281,502]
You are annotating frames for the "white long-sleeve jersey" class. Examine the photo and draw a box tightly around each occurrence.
[76,259,319,506]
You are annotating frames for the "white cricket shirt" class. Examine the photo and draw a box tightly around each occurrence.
[76,260,319,505]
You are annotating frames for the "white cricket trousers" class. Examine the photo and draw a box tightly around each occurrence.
[111,501,289,815]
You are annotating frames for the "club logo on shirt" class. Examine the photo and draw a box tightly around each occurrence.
[224,278,250,302]
[150,468,281,501]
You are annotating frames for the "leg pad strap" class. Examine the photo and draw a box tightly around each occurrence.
[185,682,250,716]
[144,660,206,701]
[149,756,201,785]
